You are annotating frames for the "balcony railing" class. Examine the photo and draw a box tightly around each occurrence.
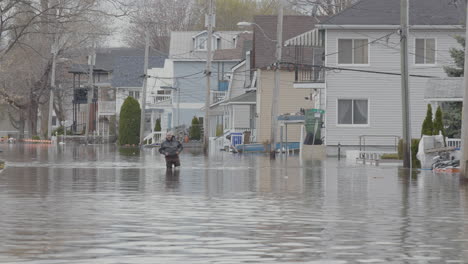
[295,65,325,83]
[98,101,116,114]
[211,91,226,105]
[148,95,172,107]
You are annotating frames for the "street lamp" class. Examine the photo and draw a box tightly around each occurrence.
[237,5,283,158]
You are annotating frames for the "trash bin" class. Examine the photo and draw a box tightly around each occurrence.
[243,131,251,144]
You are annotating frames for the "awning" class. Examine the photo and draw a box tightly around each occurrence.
[284,28,324,47]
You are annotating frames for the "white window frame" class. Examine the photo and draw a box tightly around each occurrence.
[194,33,219,51]
[337,38,370,66]
[336,98,370,127]
[414,38,437,66]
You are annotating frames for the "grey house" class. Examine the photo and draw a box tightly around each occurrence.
[69,48,166,135]
[286,0,466,148]
[168,30,244,128]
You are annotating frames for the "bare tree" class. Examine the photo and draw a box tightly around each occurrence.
[123,0,202,54]
[0,0,130,137]
[287,0,356,16]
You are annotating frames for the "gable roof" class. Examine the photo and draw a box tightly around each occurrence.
[111,56,166,88]
[253,16,322,68]
[321,0,466,26]
[169,31,243,60]
[67,48,166,88]
[213,32,253,61]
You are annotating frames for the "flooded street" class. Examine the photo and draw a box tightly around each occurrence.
[0,144,468,263]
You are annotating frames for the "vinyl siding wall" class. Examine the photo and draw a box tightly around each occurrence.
[325,29,463,146]
[257,70,323,143]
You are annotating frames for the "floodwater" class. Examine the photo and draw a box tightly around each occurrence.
[0,144,468,264]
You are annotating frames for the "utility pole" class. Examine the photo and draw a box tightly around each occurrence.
[85,41,96,142]
[270,1,283,158]
[47,39,57,140]
[47,8,59,140]
[460,1,468,177]
[139,29,150,146]
[400,0,412,168]
[203,0,214,153]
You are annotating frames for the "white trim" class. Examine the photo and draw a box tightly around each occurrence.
[318,24,463,30]
[413,37,437,66]
[335,98,370,127]
[424,98,463,102]
[293,82,326,89]
[336,38,370,66]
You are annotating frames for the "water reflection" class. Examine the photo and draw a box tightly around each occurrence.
[0,145,468,263]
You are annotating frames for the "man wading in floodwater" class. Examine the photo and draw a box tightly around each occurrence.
[159,131,183,170]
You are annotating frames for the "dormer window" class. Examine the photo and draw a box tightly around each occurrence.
[196,36,208,50]
[193,31,220,51]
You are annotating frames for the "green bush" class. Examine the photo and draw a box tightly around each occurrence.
[421,104,433,136]
[52,126,71,136]
[32,135,41,140]
[118,97,141,145]
[381,153,399,160]
[433,106,445,137]
[397,138,421,168]
[154,118,161,132]
[189,116,201,140]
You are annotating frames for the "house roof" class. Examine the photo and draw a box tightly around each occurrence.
[111,56,166,88]
[68,48,166,88]
[425,78,463,101]
[226,91,256,104]
[321,0,466,26]
[169,31,244,60]
[253,16,322,68]
[213,32,253,61]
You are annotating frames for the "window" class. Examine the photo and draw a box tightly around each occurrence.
[157,90,171,95]
[415,38,435,64]
[338,39,369,64]
[196,36,207,50]
[129,91,140,100]
[338,99,368,125]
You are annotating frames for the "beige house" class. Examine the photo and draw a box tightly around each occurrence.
[253,16,324,143]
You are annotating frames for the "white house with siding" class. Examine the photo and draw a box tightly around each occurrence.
[286,0,465,149]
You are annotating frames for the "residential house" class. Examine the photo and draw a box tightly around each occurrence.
[286,0,465,150]
[208,32,256,140]
[69,48,166,136]
[253,16,323,144]
[168,30,244,129]
[146,59,175,134]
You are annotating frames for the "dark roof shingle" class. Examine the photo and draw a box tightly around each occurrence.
[321,0,466,26]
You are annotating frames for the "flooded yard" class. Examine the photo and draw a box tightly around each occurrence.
[0,144,467,263]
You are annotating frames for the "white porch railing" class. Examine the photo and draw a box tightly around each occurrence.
[148,95,172,106]
[144,131,166,145]
[446,138,461,148]
[98,101,116,115]
[211,91,226,105]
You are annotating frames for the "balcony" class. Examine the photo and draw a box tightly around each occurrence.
[211,91,226,105]
[98,101,116,115]
[148,95,172,108]
[294,65,326,89]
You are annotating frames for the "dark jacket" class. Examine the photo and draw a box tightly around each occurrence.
[159,136,183,156]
